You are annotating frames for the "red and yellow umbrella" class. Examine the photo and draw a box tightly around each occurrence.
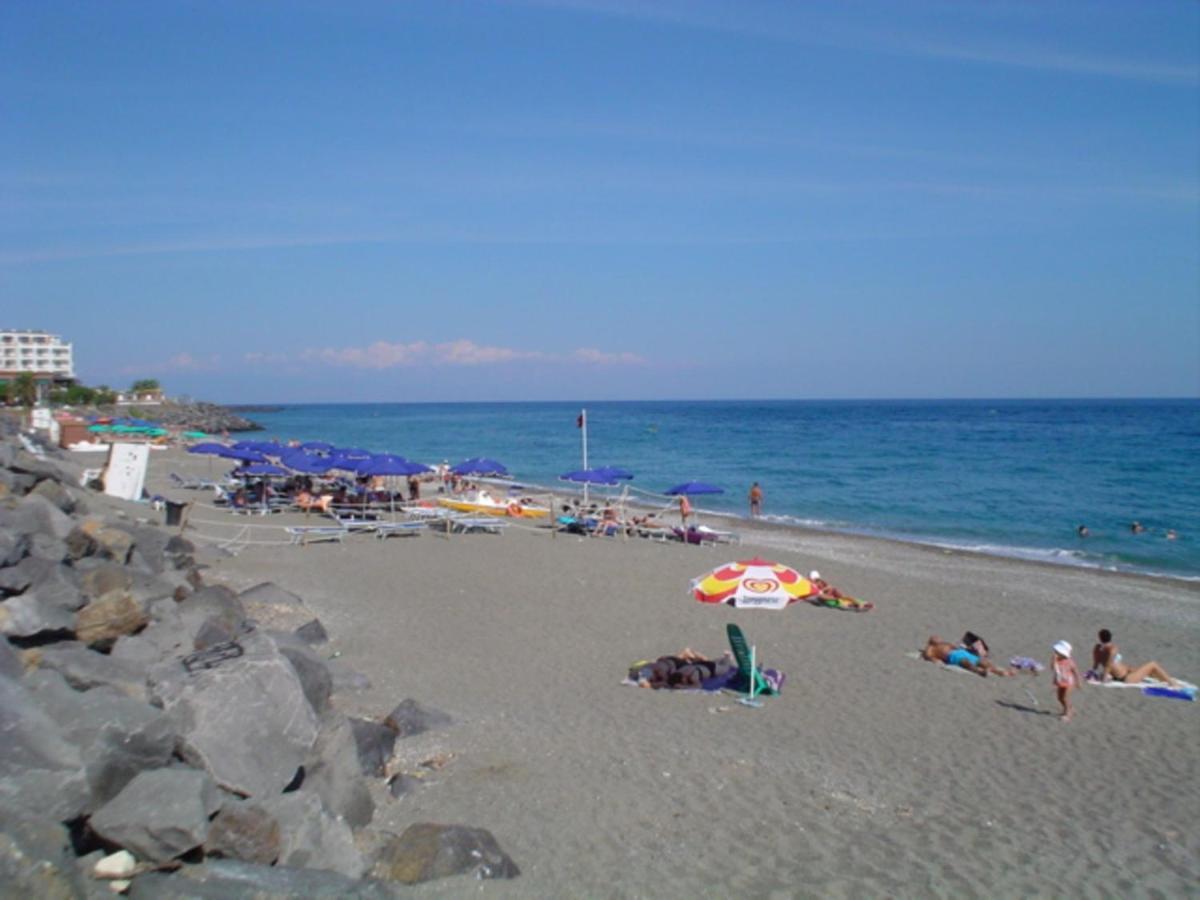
[690,557,815,610]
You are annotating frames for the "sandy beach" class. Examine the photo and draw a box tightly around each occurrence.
[143,447,1199,897]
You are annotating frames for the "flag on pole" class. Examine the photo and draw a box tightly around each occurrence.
[576,411,585,428]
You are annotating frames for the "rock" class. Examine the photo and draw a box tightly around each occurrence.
[0,556,55,595]
[90,767,220,863]
[110,634,170,669]
[303,715,374,828]
[278,643,332,716]
[164,535,194,557]
[34,643,148,700]
[192,616,236,651]
[88,526,135,565]
[27,533,68,563]
[125,525,170,575]
[176,585,246,641]
[29,478,75,514]
[64,525,97,560]
[204,803,281,865]
[26,671,172,805]
[128,859,400,899]
[261,792,365,879]
[383,699,453,738]
[0,673,91,821]
[347,718,396,778]
[387,774,421,799]
[238,582,312,632]
[370,824,519,884]
[294,618,328,645]
[0,811,86,899]
[0,591,77,638]
[0,635,22,678]
[93,849,138,879]
[148,632,319,798]
[25,564,85,612]
[0,528,30,566]
[76,590,148,649]
[76,561,134,601]
[17,493,76,540]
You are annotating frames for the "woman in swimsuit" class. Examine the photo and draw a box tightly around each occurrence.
[921,636,1014,677]
[1091,629,1178,687]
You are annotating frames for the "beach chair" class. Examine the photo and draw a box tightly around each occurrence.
[328,510,381,534]
[373,521,425,540]
[170,472,203,490]
[286,525,348,546]
[446,516,509,534]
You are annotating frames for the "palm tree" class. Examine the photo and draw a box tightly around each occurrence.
[10,372,38,407]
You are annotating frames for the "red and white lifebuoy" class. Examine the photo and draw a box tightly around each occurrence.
[507,502,522,517]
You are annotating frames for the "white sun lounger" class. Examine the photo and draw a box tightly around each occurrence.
[286,525,347,545]
[374,521,426,539]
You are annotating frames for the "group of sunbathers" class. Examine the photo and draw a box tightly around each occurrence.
[629,649,737,689]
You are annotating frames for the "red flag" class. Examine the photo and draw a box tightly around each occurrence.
[576,412,585,428]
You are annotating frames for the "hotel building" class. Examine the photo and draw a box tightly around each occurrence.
[0,329,75,381]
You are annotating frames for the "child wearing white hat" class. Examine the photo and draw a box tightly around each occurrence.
[1051,640,1082,722]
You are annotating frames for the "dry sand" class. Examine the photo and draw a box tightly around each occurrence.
[139,448,1199,897]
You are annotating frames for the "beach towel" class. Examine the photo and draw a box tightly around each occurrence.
[1009,656,1045,673]
[625,652,738,691]
[1083,671,1196,700]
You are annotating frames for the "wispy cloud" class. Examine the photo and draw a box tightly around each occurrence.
[119,352,221,376]
[504,0,1199,86]
[247,340,646,370]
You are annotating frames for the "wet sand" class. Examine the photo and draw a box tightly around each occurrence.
[143,447,1200,897]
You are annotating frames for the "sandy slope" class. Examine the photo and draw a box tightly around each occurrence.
[146,448,1200,898]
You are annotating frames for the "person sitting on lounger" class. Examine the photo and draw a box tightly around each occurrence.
[593,506,620,536]
[1091,629,1178,686]
[922,636,1014,677]
[807,571,874,611]
[295,489,332,513]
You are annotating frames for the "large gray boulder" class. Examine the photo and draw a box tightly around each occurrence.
[238,582,312,632]
[0,810,86,899]
[303,715,374,828]
[125,524,170,575]
[26,533,67,564]
[90,767,220,862]
[0,672,91,821]
[75,589,148,649]
[74,560,133,600]
[278,643,332,715]
[0,591,76,638]
[0,636,22,679]
[0,556,57,595]
[16,493,76,541]
[23,563,85,613]
[260,792,365,878]
[35,642,148,699]
[29,478,75,513]
[25,670,174,805]
[149,632,319,797]
[176,585,247,642]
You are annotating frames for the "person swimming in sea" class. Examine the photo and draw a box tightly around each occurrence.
[1077,525,1090,538]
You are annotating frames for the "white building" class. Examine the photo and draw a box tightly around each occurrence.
[0,329,75,380]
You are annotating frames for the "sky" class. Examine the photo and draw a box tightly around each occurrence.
[2,0,1197,402]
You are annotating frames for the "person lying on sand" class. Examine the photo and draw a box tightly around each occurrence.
[922,636,1015,677]
[1090,629,1178,687]
[807,571,874,611]
[630,650,736,689]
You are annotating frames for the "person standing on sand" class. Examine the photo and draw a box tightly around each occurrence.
[1051,640,1081,722]
[677,494,692,528]
[748,482,763,517]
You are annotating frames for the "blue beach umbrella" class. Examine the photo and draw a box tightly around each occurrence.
[235,463,289,477]
[665,481,725,496]
[282,453,335,475]
[335,447,373,460]
[451,457,509,476]
[224,448,269,463]
[560,468,620,486]
[595,466,634,480]
[299,441,334,452]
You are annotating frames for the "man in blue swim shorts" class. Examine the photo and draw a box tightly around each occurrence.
[922,636,1016,677]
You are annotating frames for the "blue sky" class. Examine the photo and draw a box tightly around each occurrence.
[2,0,1197,402]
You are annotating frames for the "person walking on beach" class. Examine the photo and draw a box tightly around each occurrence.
[748,482,763,517]
[1051,640,1081,722]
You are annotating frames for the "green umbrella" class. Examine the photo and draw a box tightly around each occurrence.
[183,431,208,439]
[88,424,113,432]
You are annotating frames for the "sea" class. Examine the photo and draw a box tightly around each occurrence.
[244,399,1200,581]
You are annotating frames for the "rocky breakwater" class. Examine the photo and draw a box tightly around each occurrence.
[0,436,519,896]
[143,401,267,434]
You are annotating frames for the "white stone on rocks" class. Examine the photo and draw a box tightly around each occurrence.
[93,849,137,879]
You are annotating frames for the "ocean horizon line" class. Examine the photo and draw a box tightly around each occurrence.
[213,395,1200,407]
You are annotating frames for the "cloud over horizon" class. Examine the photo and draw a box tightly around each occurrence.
[246,339,646,370]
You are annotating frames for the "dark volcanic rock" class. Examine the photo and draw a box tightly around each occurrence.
[383,699,453,738]
[294,617,329,645]
[370,824,519,884]
[35,641,148,699]
[260,792,365,878]
[148,633,319,798]
[347,717,396,778]
[278,643,333,716]
[90,767,220,862]
[204,802,281,865]
[0,810,86,899]
[128,859,400,899]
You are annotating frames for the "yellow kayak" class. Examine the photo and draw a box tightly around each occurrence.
[438,493,550,519]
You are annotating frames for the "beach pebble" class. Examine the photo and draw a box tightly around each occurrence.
[93,850,137,879]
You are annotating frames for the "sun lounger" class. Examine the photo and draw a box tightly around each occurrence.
[440,516,509,534]
[374,521,425,539]
[286,525,347,545]
[170,472,203,489]
[328,511,382,534]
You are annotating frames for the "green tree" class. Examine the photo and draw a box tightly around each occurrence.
[94,385,117,405]
[10,372,38,407]
[130,378,161,393]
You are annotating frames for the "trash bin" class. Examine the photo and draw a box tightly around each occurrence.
[164,501,187,527]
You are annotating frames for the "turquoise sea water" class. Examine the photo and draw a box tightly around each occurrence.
[246,399,1200,580]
